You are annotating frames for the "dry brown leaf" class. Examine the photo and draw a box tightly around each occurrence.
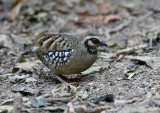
[102,15,121,23]
[15,60,41,70]
[82,65,109,75]
[126,56,160,70]
[10,0,22,20]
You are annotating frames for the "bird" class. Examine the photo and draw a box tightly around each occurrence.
[31,33,107,85]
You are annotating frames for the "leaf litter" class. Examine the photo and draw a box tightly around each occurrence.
[0,0,160,113]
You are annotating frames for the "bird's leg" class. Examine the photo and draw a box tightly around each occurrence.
[54,74,77,86]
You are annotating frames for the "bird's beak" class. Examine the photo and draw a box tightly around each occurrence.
[99,41,107,46]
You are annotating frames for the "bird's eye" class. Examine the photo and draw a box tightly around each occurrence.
[90,38,100,44]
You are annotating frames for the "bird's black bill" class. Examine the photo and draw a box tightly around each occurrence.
[99,41,107,46]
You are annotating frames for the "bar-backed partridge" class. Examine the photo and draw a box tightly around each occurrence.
[32,34,107,85]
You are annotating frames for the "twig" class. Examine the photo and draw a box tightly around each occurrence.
[0,73,15,79]
[105,20,131,39]
[44,96,74,103]
[110,44,148,59]
[13,93,22,113]
[137,11,153,22]
[109,20,131,33]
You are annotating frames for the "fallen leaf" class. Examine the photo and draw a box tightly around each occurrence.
[10,0,22,20]
[15,60,41,71]
[11,84,34,95]
[124,69,137,79]
[127,56,160,70]
[11,84,25,92]
[10,33,32,45]
[25,77,37,83]
[9,74,29,83]
[102,15,121,23]
[81,66,109,75]
[29,97,45,108]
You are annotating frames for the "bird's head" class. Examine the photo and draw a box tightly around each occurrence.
[83,34,107,54]
[84,34,107,48]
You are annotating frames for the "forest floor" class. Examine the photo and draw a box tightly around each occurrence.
[0,0,160,113]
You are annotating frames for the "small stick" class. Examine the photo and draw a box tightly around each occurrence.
[44,96,74,103]
[109,20,131,33]
[110,44,148,59]
[13,93,22,113]
[105,20,131,39]
[137,12,153,22]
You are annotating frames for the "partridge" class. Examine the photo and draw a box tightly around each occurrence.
[32,34,107,85]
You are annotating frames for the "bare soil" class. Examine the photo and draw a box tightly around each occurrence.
[0,0,160,113]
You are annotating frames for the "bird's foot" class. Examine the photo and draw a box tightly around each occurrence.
[55,75,78,86]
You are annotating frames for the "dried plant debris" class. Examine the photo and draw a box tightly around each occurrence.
[126,56,160,70]
[91,94,115,103]
[1,0,160,113]
[81,65,109,75]
[124,66,138,79]
[29,97,45,108]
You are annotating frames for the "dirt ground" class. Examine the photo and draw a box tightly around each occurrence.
[0,0,160,113]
